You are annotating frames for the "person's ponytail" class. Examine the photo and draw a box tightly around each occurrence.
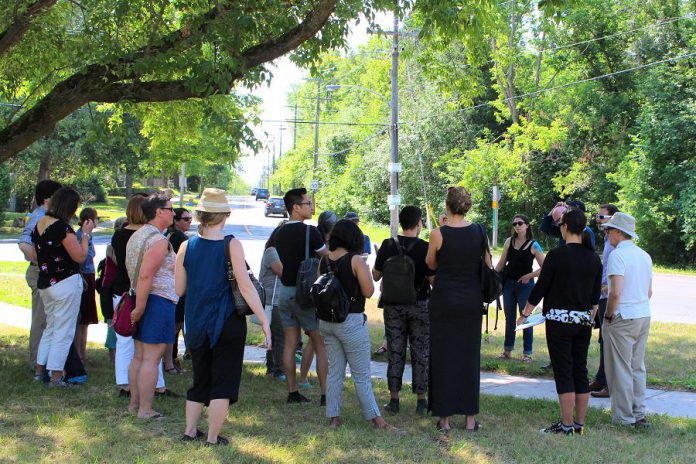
[581,230,594,251]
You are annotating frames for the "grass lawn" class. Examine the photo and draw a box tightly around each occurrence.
[2,259,695,392]
[0,262,30,308]
[0,325,694,463]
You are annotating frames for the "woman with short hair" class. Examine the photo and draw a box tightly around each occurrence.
[176,188,271,445]
[426,186,489,432]
[33,187,95,387]
[318,219,397,432]
[518,208,602,436]
[126,194,178,419]
[495,214,545,362]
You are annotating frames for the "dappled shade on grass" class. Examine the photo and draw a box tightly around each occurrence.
[0,325,694,463]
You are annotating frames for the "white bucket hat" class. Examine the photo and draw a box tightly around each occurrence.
[600,212,638,239]
[194,188,230,213]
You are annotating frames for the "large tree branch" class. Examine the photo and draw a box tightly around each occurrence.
[0,0,57,57]
[0,0,339,163]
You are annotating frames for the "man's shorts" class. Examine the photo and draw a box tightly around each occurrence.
[278,284,318,332]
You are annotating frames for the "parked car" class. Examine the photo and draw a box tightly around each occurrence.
[250,187,258,196]
[255,188,270,201]
[265,197,288,217]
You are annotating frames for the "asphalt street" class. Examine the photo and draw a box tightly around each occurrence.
[1,195,694,324]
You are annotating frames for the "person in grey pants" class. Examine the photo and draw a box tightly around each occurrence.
[317,219,398,432]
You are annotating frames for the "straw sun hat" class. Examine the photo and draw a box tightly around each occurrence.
[194,188,230,213]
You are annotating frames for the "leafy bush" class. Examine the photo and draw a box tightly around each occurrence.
[70,174,113,203]
[0,165,12,222]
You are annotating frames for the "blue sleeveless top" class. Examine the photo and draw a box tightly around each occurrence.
[183,236,234,349]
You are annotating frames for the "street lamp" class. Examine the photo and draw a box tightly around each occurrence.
[326,81,400,238]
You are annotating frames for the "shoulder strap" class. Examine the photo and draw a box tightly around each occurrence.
[403,238,418,254]
[224,235,250,282]
[131,230,161,291]
[478,224,491,259]
[393,237,403,255]
[305,224,310,260]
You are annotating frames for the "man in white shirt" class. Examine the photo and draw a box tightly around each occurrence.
[601,213,653,428]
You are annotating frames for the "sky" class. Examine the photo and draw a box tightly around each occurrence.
[240,12,393,186]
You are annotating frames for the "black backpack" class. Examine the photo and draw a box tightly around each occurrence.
[295,225,320,309]
[311,254,354,323]
[380,238,418,305]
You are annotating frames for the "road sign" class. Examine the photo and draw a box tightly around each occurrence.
[310,180,319,192]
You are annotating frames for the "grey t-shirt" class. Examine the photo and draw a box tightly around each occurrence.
[259,247,281,306]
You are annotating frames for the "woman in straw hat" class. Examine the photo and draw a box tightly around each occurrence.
[175,188,271,446]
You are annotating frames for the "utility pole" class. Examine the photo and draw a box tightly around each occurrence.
[492,181,500,248]
[179,162,186,208]
[293,101,298,148]
[311,77,321,205]
[388,4,400,238]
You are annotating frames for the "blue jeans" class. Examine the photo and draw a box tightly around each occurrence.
[502,278,534,355]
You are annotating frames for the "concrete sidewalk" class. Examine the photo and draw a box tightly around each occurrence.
[1,300,694,420]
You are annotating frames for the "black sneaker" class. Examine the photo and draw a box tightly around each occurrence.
[204,435,229,446]
[320,394,326,407]
[540,421,574,436]
[574,422,585,435]
[415,399,428,416]
[383,399,399,414]
[287,391,311,404]
[634,418,651,429]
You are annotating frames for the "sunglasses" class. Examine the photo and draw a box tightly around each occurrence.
[512,221,526,227]
[177,217,192,222]
[595,214,613,220]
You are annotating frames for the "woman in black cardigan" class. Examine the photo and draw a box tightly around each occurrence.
[518,208,602,436]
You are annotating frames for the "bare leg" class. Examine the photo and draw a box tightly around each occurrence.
[128,341,143,412]
[465,415,478,429]
[283,327,300,392]
[74,325,88,362]
[575,393,590,424]
[299,338,314,384]
[137,342,166,417]
[558,392,575,425]
[307,330,327,395]
[206,399,230,443]
[164,343,175,371]
[184,400,205,437]
[437,416,450,430]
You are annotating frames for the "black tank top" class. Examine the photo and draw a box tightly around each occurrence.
[436,225,485,282]
[505,239,535,280]
[320,252,366,313]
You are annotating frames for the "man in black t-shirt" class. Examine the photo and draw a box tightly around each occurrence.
[372,206,434,415]
[274,188,329,404]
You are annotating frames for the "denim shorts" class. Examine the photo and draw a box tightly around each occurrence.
[134,294,176,344]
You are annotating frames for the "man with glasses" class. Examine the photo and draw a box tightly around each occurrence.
[274,188,329,404]
[600,212,653,428]
[590,204,619,398]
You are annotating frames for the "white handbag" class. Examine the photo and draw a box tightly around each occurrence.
[250,276,277,326]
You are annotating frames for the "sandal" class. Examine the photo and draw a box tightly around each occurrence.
[436,420,452,434]
[373,346,387,355]
[181,429,205,442]
[522,355,533,363]
[139,412,164,420]
[497,351,511,360]
[204,436,229,446]
[465,421,483,432]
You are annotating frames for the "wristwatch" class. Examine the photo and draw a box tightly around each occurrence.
[604,314,614,322]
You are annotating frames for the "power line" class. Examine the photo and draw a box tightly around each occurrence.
[317,128,389,157]
[424,51,696,119]
[253,119,387,127]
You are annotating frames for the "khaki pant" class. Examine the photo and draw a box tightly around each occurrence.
[26,264,46,369]
[603,314,651,425]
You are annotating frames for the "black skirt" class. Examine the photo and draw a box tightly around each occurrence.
[428,278,483,417]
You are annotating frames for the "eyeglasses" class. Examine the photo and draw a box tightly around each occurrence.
[299,201,313,206]
[512,221,526,227]
[178,217,192,222]
[595,214,613,220]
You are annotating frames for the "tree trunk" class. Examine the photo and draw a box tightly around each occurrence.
[37,152,51,182]
[125,169,133,198]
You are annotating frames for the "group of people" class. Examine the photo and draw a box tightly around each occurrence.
[19,179,653,445]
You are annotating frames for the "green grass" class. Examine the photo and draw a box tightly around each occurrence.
[247,299,696,392]
[0,325,694,463]
[0,262,30,308]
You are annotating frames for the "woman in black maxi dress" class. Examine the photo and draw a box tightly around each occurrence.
[426,186,490,432]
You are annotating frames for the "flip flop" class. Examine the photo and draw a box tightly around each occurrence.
[139,412,164,420]
[522,355,533,363]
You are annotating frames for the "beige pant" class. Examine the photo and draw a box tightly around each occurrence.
[27,264,46,369]
[603,314,651,425]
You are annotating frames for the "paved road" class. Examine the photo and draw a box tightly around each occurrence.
[2,196,694,324]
